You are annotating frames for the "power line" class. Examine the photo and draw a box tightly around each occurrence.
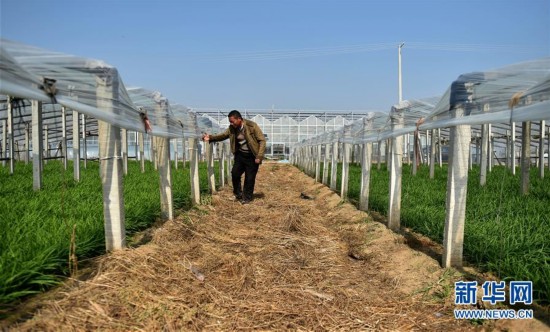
[189,42,546,62]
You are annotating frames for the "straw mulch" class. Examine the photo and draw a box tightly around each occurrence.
[4,163,545,331]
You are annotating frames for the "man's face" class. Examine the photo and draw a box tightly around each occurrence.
[229,116,242,128]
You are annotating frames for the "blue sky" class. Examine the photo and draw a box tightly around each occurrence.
[1,0,549,112]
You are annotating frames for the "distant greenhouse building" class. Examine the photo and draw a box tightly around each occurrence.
[193,108,376,159]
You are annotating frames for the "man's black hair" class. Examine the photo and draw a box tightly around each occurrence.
[228,110,242,119]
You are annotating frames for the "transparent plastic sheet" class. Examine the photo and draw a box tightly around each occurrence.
[196,114,222,135]
[296,58,550,148]
[0,39,152,135]
[420,58,550,129]
[126,87,186,138]
[0,99,89,144]
[0,46,46,102]
[171,104,201,138]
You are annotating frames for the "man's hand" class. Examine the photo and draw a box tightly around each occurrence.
[255,159,261,164]
[202,133,210,141]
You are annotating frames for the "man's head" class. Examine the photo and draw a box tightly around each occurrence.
[228,110,243,128]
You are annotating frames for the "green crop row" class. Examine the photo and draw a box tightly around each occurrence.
[318,162,549,304]
[0,160,219,310]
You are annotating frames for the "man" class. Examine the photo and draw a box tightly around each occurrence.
[202,110,266,204]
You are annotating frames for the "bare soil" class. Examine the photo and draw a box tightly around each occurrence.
[2,162,549,331]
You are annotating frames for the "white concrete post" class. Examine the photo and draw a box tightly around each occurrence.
[61,107,68,170]
[7,97,14,174]
[468,141,473,171]
[156,136,173,220]
[506,130,511,168]
[359,117,373,211]
[315,144,321,183]
[14,141,20,162]
[385,138,391,168]
[388,105,404,230]
[139,132,145,173]
[189,137,201,205]
[174,139,179,170]
[521,121,531,195]
[309,146,315,176]
[322,143,329,185]
[443,106,471,268]
[206,141,216,193]
[475,133,481,166]
[539,120,545,178]
[122,128,128,175]
[219,143,225,186]
[405,134,411,165]
[81,113,87,169]
[43,125,49,165]
[1,119,6,167]
[412,132,418,176]
[31,100,43,190]
[480,123,489,186]
[24,123,30,164]
[438,129,443,168]
[97,71,125,251]
[429,128,437,179]
[377,141,382,170]
[511,122,516,174]
[182,137,187,168]
[341,127,351,199]
[152,135,158,170]
[133,131,138,164]
[330,140,339,190]
[488,124,493,172]
[72,110,80,182]
[156,101,173,220]
[226,143,232,187]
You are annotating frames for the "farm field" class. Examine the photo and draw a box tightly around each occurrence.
[0,160,219,310]
[328,163,550,304]
[5,163,549,331]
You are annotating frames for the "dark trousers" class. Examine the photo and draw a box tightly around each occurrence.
[232,151,259,200]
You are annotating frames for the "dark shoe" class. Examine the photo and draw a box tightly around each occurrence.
[235,194,243,200]
[240,198,252,204]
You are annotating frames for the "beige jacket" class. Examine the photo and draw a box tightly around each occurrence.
[209,119,266,160]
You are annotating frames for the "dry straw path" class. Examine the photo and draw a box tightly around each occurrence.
[4,163,549,331]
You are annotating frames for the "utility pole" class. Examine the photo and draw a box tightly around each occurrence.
[398,42,405,102]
